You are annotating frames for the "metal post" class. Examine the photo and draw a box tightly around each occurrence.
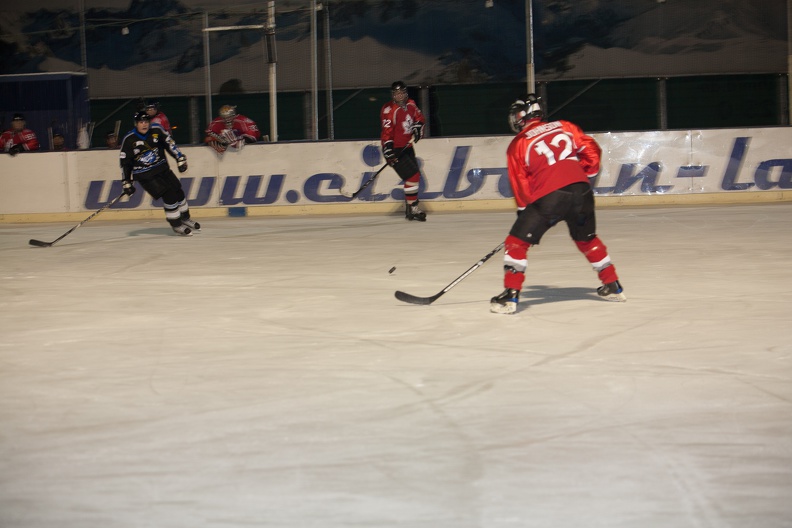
[526,0,535,94]
[420,85,430,137]
[79,0,88,76]
[324,1,334,140]
[189,96,200,144]
[203,12,212,127]
[788,0,792,124]
[268,1,278,142]
[310,0,319,140]
[657,78,668,130]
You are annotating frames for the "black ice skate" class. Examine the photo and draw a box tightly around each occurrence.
[490,288,520,314]
[597,280,626,302]
[405,200,427,222]
[172,224,193,236]
[180,217,201,233]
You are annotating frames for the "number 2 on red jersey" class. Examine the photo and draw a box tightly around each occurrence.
[530,131,578,167]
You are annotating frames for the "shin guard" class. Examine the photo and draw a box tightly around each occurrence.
[504,235,530,290]
[575,237,619,284]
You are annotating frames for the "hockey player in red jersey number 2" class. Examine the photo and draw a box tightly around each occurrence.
[380,81,428,221]
[204,105,261,155]
[490,94,626,314]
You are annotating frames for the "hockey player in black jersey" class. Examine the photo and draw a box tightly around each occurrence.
[119,111,200,236]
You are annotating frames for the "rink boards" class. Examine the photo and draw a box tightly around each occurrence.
[1,127,791,222]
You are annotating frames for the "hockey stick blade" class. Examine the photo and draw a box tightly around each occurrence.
[27,192,126,248]
[29,239,53,247]
[394,242,505,306]
[394,290,444,305]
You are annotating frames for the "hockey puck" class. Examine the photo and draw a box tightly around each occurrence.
[388,266,396,274]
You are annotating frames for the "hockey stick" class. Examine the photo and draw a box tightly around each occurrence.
[395,242,505,305]
[29,192,126,247]
[340,162,389,198]
[340,139,414,199]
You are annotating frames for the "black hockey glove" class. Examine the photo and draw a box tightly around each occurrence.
[411,122,424,143]
[7,144,23,156]
[177,156,188,173]
[383,141,397,165]
[122,180,136,196]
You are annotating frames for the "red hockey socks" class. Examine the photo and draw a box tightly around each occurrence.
[404,173,420,203]
[504,235,530,290]
[575,237,618,284]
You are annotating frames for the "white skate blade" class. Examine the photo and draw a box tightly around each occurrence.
[490,301,517,314]
[599,291,627,302]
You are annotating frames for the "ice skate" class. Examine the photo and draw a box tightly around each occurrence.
[171,224,193,237]
[405,200,427,222]
[180,218,201,233]
[597,280,626,302]
[490,288,520,314]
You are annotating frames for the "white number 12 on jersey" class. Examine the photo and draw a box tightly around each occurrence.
[532,133,575,165]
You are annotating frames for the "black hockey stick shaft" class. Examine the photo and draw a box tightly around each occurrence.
[394,242,505,305]
[29,192,126,247]
[342,162,389,199]
[341,140,414,199]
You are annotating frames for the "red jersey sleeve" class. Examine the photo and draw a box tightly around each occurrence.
[380,102,396,146]
[235,116,261,142]
[560,120,601,176]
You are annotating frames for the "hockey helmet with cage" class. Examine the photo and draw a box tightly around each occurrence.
[219,105,237,125]
[508,94,544,133]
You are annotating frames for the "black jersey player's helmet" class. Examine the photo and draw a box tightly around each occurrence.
[133,110,151,124]
[508,94,544,133]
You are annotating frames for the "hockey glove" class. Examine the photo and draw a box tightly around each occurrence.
[177,156,188,173]
[122,180,136,196]
[7,144,23,157]
[383,141,397,165]
[411,122,424,143]
[208,140,227,154]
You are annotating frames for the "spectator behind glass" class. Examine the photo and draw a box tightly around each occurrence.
[204,105,261,155]
[1,113,40,155]
[106,132,119,149]
[52,133,66,151]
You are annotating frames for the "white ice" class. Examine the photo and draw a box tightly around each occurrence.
[1,203,791,528]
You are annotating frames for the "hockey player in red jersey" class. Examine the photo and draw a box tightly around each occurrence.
[141,100,172,134]
[380,81,428,221]
[1,113,40,155]
[490,94,626,314]
[204,105,261,154]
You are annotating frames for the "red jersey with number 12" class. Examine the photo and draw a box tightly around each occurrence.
[506,119,601,208]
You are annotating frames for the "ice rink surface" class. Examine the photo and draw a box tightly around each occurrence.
[1,203,791,528]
